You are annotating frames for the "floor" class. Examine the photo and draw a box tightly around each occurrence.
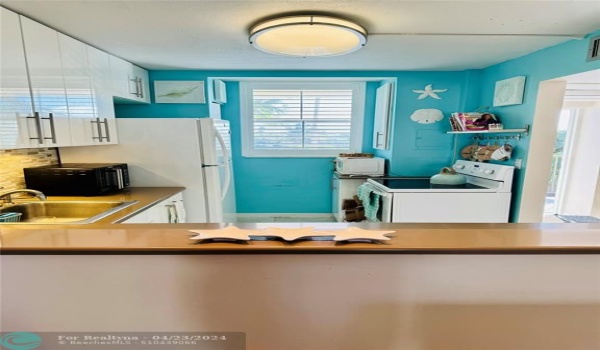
[544,195,556,215]
[542,195,600,223]
[542,195,564,222]
[235,214,337,223]
[543,215,565,223]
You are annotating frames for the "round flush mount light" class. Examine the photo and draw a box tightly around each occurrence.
[249,15,368,57]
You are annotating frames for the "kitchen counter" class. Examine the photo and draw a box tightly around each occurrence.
[2,222,600,254]
[333,171,386,179]
[2,187,185,224]
[4,223,600,348]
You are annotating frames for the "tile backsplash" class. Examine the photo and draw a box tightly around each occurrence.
[0,148,58,191]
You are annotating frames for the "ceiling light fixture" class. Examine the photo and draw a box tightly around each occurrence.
[249,15,368,57]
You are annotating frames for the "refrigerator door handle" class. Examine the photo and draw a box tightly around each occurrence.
[214,128,231,200]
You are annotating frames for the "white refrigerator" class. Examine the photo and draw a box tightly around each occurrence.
[59,118,236,223]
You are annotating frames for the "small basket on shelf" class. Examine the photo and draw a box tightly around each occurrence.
[0,212,23,223]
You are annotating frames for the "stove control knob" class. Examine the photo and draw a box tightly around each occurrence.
[484,169,495,174]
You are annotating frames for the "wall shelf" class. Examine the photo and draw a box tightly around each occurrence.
[447,125,529,136]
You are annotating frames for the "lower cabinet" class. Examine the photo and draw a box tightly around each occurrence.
[331,176,367,222]
[122,193,185,224]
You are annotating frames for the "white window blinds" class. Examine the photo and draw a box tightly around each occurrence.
[241,81,365,157]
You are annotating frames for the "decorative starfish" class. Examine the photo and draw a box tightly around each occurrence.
[412,84,447,100]
[189,226,264,241]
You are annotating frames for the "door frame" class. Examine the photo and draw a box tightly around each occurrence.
[518,80,567,222]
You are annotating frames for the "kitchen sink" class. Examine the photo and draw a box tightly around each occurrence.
[0,201,138,224]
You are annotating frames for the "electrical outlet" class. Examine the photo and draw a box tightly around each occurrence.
[515,159,523,169]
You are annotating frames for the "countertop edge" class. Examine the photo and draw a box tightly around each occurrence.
[3,222,600,254]
[3,247,600,255]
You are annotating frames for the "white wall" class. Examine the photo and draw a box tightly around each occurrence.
[519,80,567,222]
[593,173,600,216]
[2,254,600,349]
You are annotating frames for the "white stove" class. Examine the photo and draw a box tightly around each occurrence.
[364,160,515,223]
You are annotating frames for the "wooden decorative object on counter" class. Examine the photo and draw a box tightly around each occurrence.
[189,226,261,241]
[316,227,394,241]
[189,226,394,243]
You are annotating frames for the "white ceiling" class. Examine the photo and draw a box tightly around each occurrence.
[1,0,600,71]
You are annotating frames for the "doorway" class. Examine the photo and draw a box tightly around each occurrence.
[542,82,600,223]
[520,69,600,223]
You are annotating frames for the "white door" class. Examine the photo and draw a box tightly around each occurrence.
[0,8,37,149]
[131,65,150,103]
[373,82,393,150]
[392,192,511,223]
[21,16,72,147]
[109,55,135,100]
[58,33,96,146]
[87,46,118,144]
[198,118,236,222]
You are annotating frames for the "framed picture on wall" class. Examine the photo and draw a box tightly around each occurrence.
[493,76,526,107]
[154,81,205,104]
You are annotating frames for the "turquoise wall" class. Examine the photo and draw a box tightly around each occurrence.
[113,30,600,218]
[115,70,211,118]
[223,81,379,213]
[115,69,481,213]
[474,30,600,221]
[385,71,482,176]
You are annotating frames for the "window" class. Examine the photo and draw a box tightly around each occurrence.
[240,81,365,157]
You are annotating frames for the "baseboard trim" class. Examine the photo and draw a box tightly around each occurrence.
[236,213,334,218]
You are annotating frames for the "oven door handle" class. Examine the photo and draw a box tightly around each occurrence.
[363,183,393,198]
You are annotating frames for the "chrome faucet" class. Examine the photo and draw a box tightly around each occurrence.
[0,189,47,206]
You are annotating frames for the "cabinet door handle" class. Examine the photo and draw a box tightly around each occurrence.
[375,132,384,147]
[101,118,111,142]
[28,112,44,144]
[91,118,103,142]
[41,113,57,143]
[129,76,140,97]
[137,77,144,98]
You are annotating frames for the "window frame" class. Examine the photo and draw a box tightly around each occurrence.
[240,80,366,158]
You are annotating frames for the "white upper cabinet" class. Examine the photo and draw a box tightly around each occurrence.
[87,46,118,144]
[62,38,119,146]
[0,8,37,149]
[131,64,150,103]
[58,33,97,146]
[110,55,150,104]
[20,16,72,147]
[0,7,146,149]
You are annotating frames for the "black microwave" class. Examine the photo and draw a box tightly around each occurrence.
[23,163,129,196]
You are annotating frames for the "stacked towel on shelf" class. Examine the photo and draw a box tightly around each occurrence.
[356,183,380,222]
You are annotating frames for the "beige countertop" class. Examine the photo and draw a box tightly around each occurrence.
[2,222,600,254]
[1,187,185,224]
